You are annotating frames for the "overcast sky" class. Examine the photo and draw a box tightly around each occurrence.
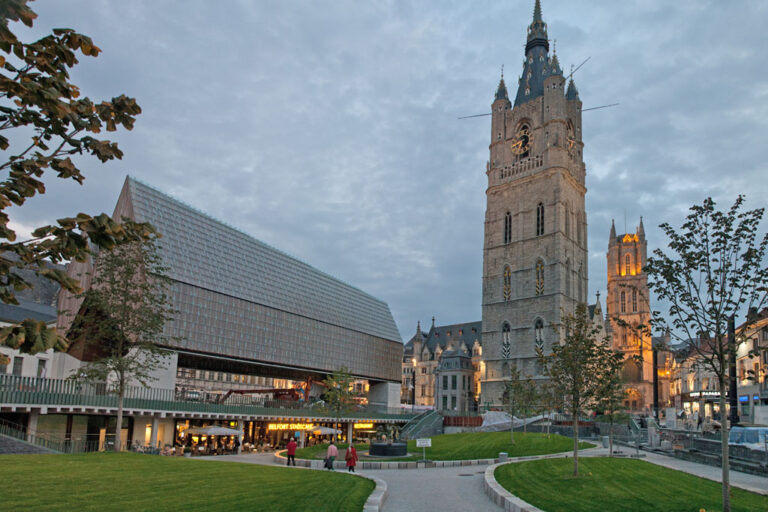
[9,1,768,342]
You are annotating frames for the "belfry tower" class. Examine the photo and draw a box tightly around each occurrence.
[606,217,654,411]
[480,0,588,405]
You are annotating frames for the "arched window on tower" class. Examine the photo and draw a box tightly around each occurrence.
[501,323,511,360]
[565,259,571,297]
[625,254,631,276]
[503,266,512,301]
[632,289,638,312]
[565,205,571,239]
[536,203,544,236]
[534,318,544,348]
[535,259,544,295]
[504,212,512,244]
[620,291,626,313]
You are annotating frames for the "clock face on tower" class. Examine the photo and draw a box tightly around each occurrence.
[509,126,532,156]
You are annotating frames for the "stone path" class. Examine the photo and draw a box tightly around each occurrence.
[361,464,499,512]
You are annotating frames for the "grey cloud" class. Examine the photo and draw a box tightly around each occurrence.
[9,0,767,340]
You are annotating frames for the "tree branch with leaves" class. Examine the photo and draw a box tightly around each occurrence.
[0,0,154,363]
[644,196,768,512]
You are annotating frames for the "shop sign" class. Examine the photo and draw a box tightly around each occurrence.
[353,423,374,429]
[754,395,760,401]
[739,395,749,403]
[690,391,723,399]
[267,422,314,431]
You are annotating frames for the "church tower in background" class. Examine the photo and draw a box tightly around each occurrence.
[605,217,654,411]
[480,0,588,405]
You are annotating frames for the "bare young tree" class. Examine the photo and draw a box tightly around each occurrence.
[645,196,768,512]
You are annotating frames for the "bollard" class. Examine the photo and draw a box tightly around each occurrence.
[499,452,508,462]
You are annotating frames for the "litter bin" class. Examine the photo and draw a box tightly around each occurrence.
[499,452,508,462]
[602,436,609,448]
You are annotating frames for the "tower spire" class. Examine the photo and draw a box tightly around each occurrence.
[533,0,543,23]
[495,65,509,101]
[638,216,645,239]
[610,219,616,240]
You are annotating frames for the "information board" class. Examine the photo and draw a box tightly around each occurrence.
[416,438,431,448]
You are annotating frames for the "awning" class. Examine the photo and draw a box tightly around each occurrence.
[186,426,243,436]
[304,426,341,435]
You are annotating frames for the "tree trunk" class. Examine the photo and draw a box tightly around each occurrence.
[510,406,515,444]
[572,408,579,476]
[115,378,124,453]
[719,388,731,512]
[608,414,614,457]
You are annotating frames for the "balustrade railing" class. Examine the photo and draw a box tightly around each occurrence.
[0,374,416,420]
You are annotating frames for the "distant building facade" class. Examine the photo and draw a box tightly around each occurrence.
[402,319,481,411]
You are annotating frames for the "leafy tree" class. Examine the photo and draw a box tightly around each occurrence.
[320,367,356,441]
[593,347,628,457]
[644,196,768,512]
[68,237,176,451]
[0,1,153,363]
[538,303,608,476]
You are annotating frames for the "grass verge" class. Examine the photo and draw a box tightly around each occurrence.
[294,431,594,461]
[494,457,768,512]
[0,452,374,512]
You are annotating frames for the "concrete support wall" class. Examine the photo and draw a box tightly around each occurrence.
[369,382,400,409]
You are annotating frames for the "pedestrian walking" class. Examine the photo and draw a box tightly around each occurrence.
[326,440,338,470]
[345,444,358,473]
[286,438,297,466]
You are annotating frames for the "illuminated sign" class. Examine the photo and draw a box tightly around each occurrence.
[755,395,760,401]
[739,395,749,403]
[267,423,314,431]
[353,423,374,429]
[690,391,724,399]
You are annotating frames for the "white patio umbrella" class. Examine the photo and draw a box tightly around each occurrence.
[186,426,243,436]
[305,426,341,435]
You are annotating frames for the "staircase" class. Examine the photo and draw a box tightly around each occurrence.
[400,410,443,440]
[0,433,56,455]
[630,417,649,446]
[0,418,60,454]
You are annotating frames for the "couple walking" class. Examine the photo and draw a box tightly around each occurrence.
[325,440,358,472]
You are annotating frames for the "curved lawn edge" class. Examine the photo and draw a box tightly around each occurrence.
[484,462,544,512]
[275,444,599,471]
[272,451,387,511]
[293,433,596,463]
[489,456,768,512]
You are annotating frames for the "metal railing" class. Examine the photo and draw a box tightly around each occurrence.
[0,375,417,421]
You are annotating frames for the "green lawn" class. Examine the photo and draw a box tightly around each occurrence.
[0,452,374,512]
[494,457,768,512]
[294,432,594,462]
